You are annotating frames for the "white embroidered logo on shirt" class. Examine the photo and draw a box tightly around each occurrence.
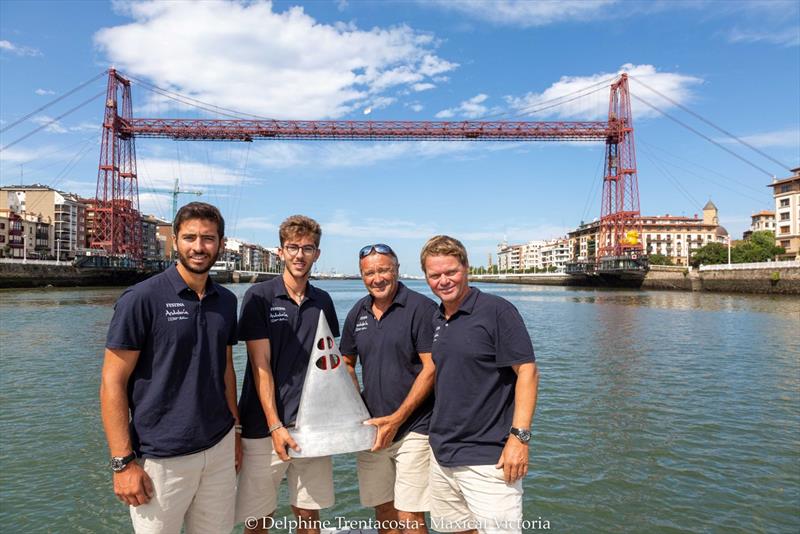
[165,302,189,322]
[354,314,369,333]
[270,305,289,323]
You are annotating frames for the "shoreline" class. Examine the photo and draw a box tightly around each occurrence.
[471,263,800,295]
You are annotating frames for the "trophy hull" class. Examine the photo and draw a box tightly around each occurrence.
[288,423,377,458]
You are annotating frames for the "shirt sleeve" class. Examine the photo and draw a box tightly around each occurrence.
[105,288,149,351]
[338,305,359,357]
[238,286,270,341]
[494,304,536,367]
[412,298,437,354]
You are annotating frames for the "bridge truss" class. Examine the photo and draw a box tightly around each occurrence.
[92,69,643,262]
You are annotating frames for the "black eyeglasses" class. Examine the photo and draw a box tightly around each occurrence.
[359,243,395,258]
[284,244,317,256]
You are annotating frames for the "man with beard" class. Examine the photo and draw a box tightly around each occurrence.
[340,244,436,534]
[101,202,241,533]
[235,215,338,534]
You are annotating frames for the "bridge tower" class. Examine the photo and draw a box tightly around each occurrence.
[599,74,643,258]
[90,68,142,259]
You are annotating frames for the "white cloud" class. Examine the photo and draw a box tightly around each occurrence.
[719,128,800,149]
[408,103,424,112]
[726,27,800,47]
[413,83,435,92]
[505,63,703,120]
[0,39,41,57]
[28,116,99,134]
[245,140,523,170]
[237,217,277,231]
[458,223,572,243]
[323,210,436,239]
[35,88,56,96]
[136,157,249,190]
[424,0,616,27]
[31,115,68,134]
[94,1,458,119]
[436,93,501,119]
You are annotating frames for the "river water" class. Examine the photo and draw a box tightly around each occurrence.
[0,281,798,533]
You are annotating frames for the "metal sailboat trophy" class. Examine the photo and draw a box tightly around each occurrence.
[288,311,377,458]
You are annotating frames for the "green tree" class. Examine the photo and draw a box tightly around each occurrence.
[648,253,674,266]
[691,242,728,267]
[732,230,785,263]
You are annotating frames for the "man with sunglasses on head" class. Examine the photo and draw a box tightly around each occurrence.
[340,244,438,534]
[235,215,338,534]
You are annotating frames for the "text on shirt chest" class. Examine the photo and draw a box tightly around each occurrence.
[165,302,190,322]
[354,314,370,333]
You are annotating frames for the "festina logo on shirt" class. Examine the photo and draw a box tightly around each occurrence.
[270,306,289,323]
[355,315,369,333]
[165,302,190,322]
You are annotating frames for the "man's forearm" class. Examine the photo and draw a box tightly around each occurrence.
[511,362,539,429]
[254,368,282,428]
[100,381,134,456]
[391,355,435,424]
[224,346,240,423]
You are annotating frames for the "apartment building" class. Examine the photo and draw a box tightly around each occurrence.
[1,185,86,260]
[743,210,775,239]
[568,202,726,266]
[0,208,52,259]
[769,168,800,260]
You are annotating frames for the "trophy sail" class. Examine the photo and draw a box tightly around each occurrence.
[288,310,377,457]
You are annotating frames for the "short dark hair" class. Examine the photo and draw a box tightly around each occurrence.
[172,202,225,238]
[279,215,321,246]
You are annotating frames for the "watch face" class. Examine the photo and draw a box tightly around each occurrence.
[110,454,134,472]
[511,428,531,443]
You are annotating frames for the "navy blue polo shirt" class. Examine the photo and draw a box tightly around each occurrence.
[105,265,238,458]
[429,287,535,467]
[237,276,339,439]
[339,282,437,442]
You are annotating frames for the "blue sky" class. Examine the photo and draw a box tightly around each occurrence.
[1,0,798,274]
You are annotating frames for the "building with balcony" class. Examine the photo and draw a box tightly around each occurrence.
[769,168,800,260]
[1,185,86,260]
[141,214,167,260]
[539,238,570,272]
[0,208,52,259]
[743,210,775,240]
[568,202,727,266]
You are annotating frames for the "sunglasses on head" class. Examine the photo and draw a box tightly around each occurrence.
[359,243,395,258]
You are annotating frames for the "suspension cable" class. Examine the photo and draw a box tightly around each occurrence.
[630,93,775,178]
[0,70,107,134]
[0,90,106,152]
[629,74,791,171]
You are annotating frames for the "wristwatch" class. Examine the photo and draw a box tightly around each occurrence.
[509,427,532,444]
[110,452,137,472]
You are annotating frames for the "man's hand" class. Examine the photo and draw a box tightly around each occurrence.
[495,437,529,484]
[271,427,300,461]
[365,414,401,451]
[113,462,154,507]
[235,433,243,473]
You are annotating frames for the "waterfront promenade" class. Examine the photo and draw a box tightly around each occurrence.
[1,280,797,532]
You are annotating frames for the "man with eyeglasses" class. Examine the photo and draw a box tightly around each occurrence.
[340,244,437,534]
[235,215,338,534]
[420,235,538,534]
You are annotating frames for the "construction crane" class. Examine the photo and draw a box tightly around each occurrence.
[147,178,203,221]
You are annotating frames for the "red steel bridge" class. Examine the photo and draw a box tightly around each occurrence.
[92,69,642,263]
